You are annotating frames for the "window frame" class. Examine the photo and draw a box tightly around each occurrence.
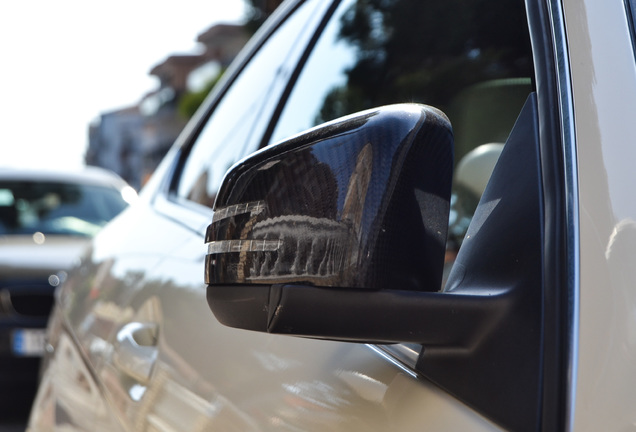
[526,0,577,430]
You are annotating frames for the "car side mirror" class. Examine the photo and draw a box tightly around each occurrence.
[206,97,546,432]
[205,104,456,342]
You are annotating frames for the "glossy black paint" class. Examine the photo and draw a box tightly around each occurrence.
[206,104,453,291]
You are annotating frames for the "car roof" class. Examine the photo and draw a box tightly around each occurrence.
[0,166,130,190]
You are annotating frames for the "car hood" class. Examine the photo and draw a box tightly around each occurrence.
[0,235,91,278]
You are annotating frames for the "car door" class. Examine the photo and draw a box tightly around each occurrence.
[31,0,572,431]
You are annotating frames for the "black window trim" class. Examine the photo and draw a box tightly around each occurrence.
[528,0,578,431]
[257,0,343,148]
[625,0,636,62]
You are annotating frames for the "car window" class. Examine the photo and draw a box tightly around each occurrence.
[0,181,128,237]
[175,0,326,209]
[268,0,534,282]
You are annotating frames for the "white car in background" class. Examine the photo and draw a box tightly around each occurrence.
[0,166,134,417]
[27,0,636,430]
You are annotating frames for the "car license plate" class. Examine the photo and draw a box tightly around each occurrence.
[12,329,46,357]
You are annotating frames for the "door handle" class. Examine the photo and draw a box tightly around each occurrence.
[113,321,159,384]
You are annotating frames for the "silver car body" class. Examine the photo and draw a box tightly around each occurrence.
[566,0,636,429]
[27,0,636,430]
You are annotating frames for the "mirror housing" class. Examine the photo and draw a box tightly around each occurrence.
[206,104,454,341]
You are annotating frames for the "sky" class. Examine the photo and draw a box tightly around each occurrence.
[0,0,247,170]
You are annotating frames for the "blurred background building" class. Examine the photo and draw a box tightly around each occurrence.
[85,0,285,190]
[85,23,250,190]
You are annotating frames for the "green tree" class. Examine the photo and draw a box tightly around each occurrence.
[177,71,224,119]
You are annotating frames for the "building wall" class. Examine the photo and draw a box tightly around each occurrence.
[86,24,250,190]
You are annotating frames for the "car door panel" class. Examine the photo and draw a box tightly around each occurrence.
[90,212,502,431]
[564,0,636,429]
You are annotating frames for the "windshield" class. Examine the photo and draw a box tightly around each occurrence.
[0,181,128,237]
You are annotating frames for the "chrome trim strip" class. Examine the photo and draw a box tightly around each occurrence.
[367,344,419,379]
[379,343,421,365]
[547,1,580,430]
[212,201,266,223]
[207,239,283,255]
